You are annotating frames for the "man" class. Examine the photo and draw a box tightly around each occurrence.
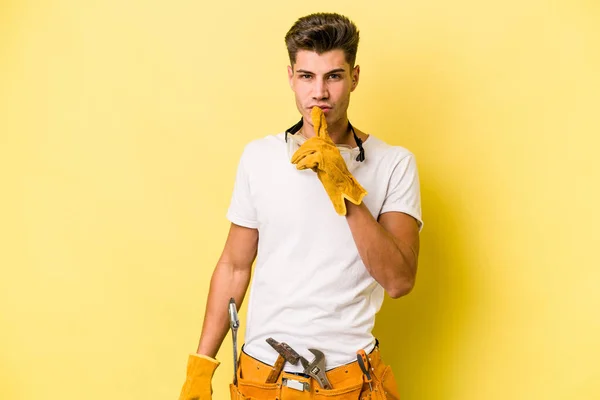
[179,12,422,400]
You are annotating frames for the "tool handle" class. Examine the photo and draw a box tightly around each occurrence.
[308,366,333,390]
[316,375,333,390]
[229,298,239,385]
[266,355,285,383]
[356,350,372,381]
[228,298,239,329]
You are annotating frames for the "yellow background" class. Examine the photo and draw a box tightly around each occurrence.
[1,0,599,399]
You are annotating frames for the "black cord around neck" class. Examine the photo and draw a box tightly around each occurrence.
[285,118,365,162]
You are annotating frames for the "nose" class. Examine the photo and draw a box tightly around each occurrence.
[311,77,329,100]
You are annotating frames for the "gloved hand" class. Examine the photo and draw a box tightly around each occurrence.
[178,354,220,400]
[291,106,367,216]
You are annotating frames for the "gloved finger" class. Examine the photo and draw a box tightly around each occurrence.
[295,152,322,170]
[311,106,329,140]
[291,147,317,164]
[292,150,312,167]
[292,137,330,158]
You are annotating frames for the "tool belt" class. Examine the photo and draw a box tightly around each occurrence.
[229,344,400,400]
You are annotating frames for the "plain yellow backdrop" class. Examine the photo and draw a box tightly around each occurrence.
[1,0,599,399]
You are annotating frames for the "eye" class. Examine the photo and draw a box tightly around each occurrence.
[328,74,341,80]
[299,74,312,79]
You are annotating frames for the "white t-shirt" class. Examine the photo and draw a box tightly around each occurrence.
[226,131,423,371]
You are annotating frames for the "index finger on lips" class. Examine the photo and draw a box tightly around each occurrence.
[311,106,329,140]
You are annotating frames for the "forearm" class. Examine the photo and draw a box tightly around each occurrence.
[196,260,252,358]
[345,201,417,298]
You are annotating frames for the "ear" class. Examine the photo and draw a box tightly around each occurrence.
[287,65,294,89]
[351,65,360,92]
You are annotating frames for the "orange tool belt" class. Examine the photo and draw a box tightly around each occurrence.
[229,344,400,400]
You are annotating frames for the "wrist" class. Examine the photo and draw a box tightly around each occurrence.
[191,353,219,364]
[345,197,368,216]
[196,340,219,359]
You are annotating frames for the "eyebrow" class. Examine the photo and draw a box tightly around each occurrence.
[296,68,346,75]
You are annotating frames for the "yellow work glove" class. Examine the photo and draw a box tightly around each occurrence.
[178,354,220,400]
[291,106,367,216]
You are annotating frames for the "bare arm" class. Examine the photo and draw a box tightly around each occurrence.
[345,202,420,298]
[196,223,258,358]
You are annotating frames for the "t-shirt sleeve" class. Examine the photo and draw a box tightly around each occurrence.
[226,147,259,229]
[380,151,424,231]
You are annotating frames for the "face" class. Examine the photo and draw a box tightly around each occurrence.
[287,49,359,130]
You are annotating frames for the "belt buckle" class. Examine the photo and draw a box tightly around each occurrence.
[282,377,309,392]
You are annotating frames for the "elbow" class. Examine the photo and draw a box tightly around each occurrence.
[386,276,415,299]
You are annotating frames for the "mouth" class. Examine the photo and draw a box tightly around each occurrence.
[310,105,332,112]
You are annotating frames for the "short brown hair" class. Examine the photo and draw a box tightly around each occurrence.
[285,13,360,68]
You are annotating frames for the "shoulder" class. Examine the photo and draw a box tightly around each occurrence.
[242,132,285,154]
[364,135,417,166]
[239,132,286,162]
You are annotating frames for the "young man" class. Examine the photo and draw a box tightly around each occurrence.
[179,12,422,400]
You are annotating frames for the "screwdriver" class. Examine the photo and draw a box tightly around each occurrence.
[356,349,373,391]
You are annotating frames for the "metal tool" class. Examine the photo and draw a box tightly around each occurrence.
[263,340,332,389]
[228,298,239,385]
[299,348,333,390]
[265,338,301,383]
[357,349,373,391]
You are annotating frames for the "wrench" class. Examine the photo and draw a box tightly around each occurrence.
[300,348,333,390]
[271,342,333,389]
